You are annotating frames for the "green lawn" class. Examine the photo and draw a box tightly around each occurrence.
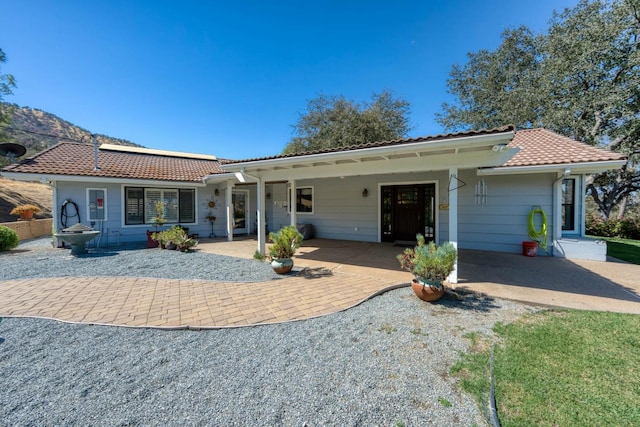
[452,310,640,427]
[588,236,640,264]
[603,238,640,265]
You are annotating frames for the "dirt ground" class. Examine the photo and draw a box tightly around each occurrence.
[0,177,52,223]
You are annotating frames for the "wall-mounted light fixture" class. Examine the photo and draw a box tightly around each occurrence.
[362,188,368,197]
[266,192,271,200]
[214,188,219,196]
[491,144,509,152]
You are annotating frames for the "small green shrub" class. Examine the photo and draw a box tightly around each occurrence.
[153,226,198,252]
[0,226,20,251]
[253,250,266,261]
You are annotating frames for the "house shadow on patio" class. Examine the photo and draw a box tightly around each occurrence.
[457,249,640,313]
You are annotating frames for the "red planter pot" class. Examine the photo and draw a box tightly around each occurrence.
[411,278,445,302]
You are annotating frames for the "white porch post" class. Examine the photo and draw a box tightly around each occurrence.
[448,167,458,284]
[580,175,587,237]
[257,178,266,255]
[226,180,234,241]
[289,179,297,227]
[552,176,563,252]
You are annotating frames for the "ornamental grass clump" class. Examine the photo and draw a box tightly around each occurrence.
[0,225,20,251]
[397,234,457,285]
[10,204,41,215]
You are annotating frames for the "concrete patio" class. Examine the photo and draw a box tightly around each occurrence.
[1,238,639,329]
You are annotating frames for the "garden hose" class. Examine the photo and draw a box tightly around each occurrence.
[528,207,548,249]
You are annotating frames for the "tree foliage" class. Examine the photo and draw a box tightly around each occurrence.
[283,90,412,154]
[437,0,640,219]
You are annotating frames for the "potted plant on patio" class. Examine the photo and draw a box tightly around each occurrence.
[268,225,303,274]
[147,201,166,248]
[10,204,41,221]
[397,234,457,302]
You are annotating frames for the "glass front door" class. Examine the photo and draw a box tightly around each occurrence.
[381,184,436,243]
[232,190,249,235]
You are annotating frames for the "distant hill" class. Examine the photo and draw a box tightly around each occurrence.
[0,103,143,222]
[0,102,142,168]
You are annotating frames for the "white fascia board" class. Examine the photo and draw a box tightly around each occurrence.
[258,147,516,181]
[476,160,627,176]
[203,173,237,184]
[221,131,515,172]
[0,172,207,187]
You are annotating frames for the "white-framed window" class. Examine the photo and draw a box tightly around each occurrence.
[124,187,196,225]
[87,188,107,221]
[288,186,314,214]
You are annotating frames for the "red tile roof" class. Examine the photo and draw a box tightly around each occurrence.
[1,127,625,182]
[506,128,626,166]
[2,142,224,182]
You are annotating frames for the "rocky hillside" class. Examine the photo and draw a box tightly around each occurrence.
[0,102,141,168]
[0,103,143,222]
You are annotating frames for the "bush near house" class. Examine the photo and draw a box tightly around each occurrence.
[586,215,640,240]
[0,225,20,251]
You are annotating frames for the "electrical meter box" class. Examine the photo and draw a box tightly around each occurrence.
[88,188,107,221]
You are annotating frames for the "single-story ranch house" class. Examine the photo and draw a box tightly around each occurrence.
[1,125,626,281]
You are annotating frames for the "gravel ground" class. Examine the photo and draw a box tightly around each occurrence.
[0,238,281,282]
[0,239,540,426]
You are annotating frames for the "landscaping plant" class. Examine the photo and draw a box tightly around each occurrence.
[397,234,457,284]
[268,225,303,259]
[153,226,198,252]
[0,225,19,251]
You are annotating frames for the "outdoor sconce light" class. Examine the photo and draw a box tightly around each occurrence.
[266,192,271,200]
[362,188,368,197]
[214,188,219,196]
[491,144,508,152]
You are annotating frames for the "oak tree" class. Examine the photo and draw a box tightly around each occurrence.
[283,90,412,154]
[437,0,640,219]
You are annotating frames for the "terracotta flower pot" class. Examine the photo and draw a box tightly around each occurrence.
[411,278,445,302]
[19,210,34,220]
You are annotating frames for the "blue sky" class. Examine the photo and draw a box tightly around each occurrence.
[2,0,579,159]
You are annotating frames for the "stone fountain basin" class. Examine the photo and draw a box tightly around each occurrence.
[54,224,100,255]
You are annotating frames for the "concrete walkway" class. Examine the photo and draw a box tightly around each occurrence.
[1,238,639,329]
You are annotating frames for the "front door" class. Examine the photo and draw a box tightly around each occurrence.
[382,184,436,243]
[232,189,249,235]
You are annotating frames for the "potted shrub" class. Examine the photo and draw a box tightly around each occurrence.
[147,201,166,248]
[10,204,41,221]
[268,225,303,274]
[397,234,457,302]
